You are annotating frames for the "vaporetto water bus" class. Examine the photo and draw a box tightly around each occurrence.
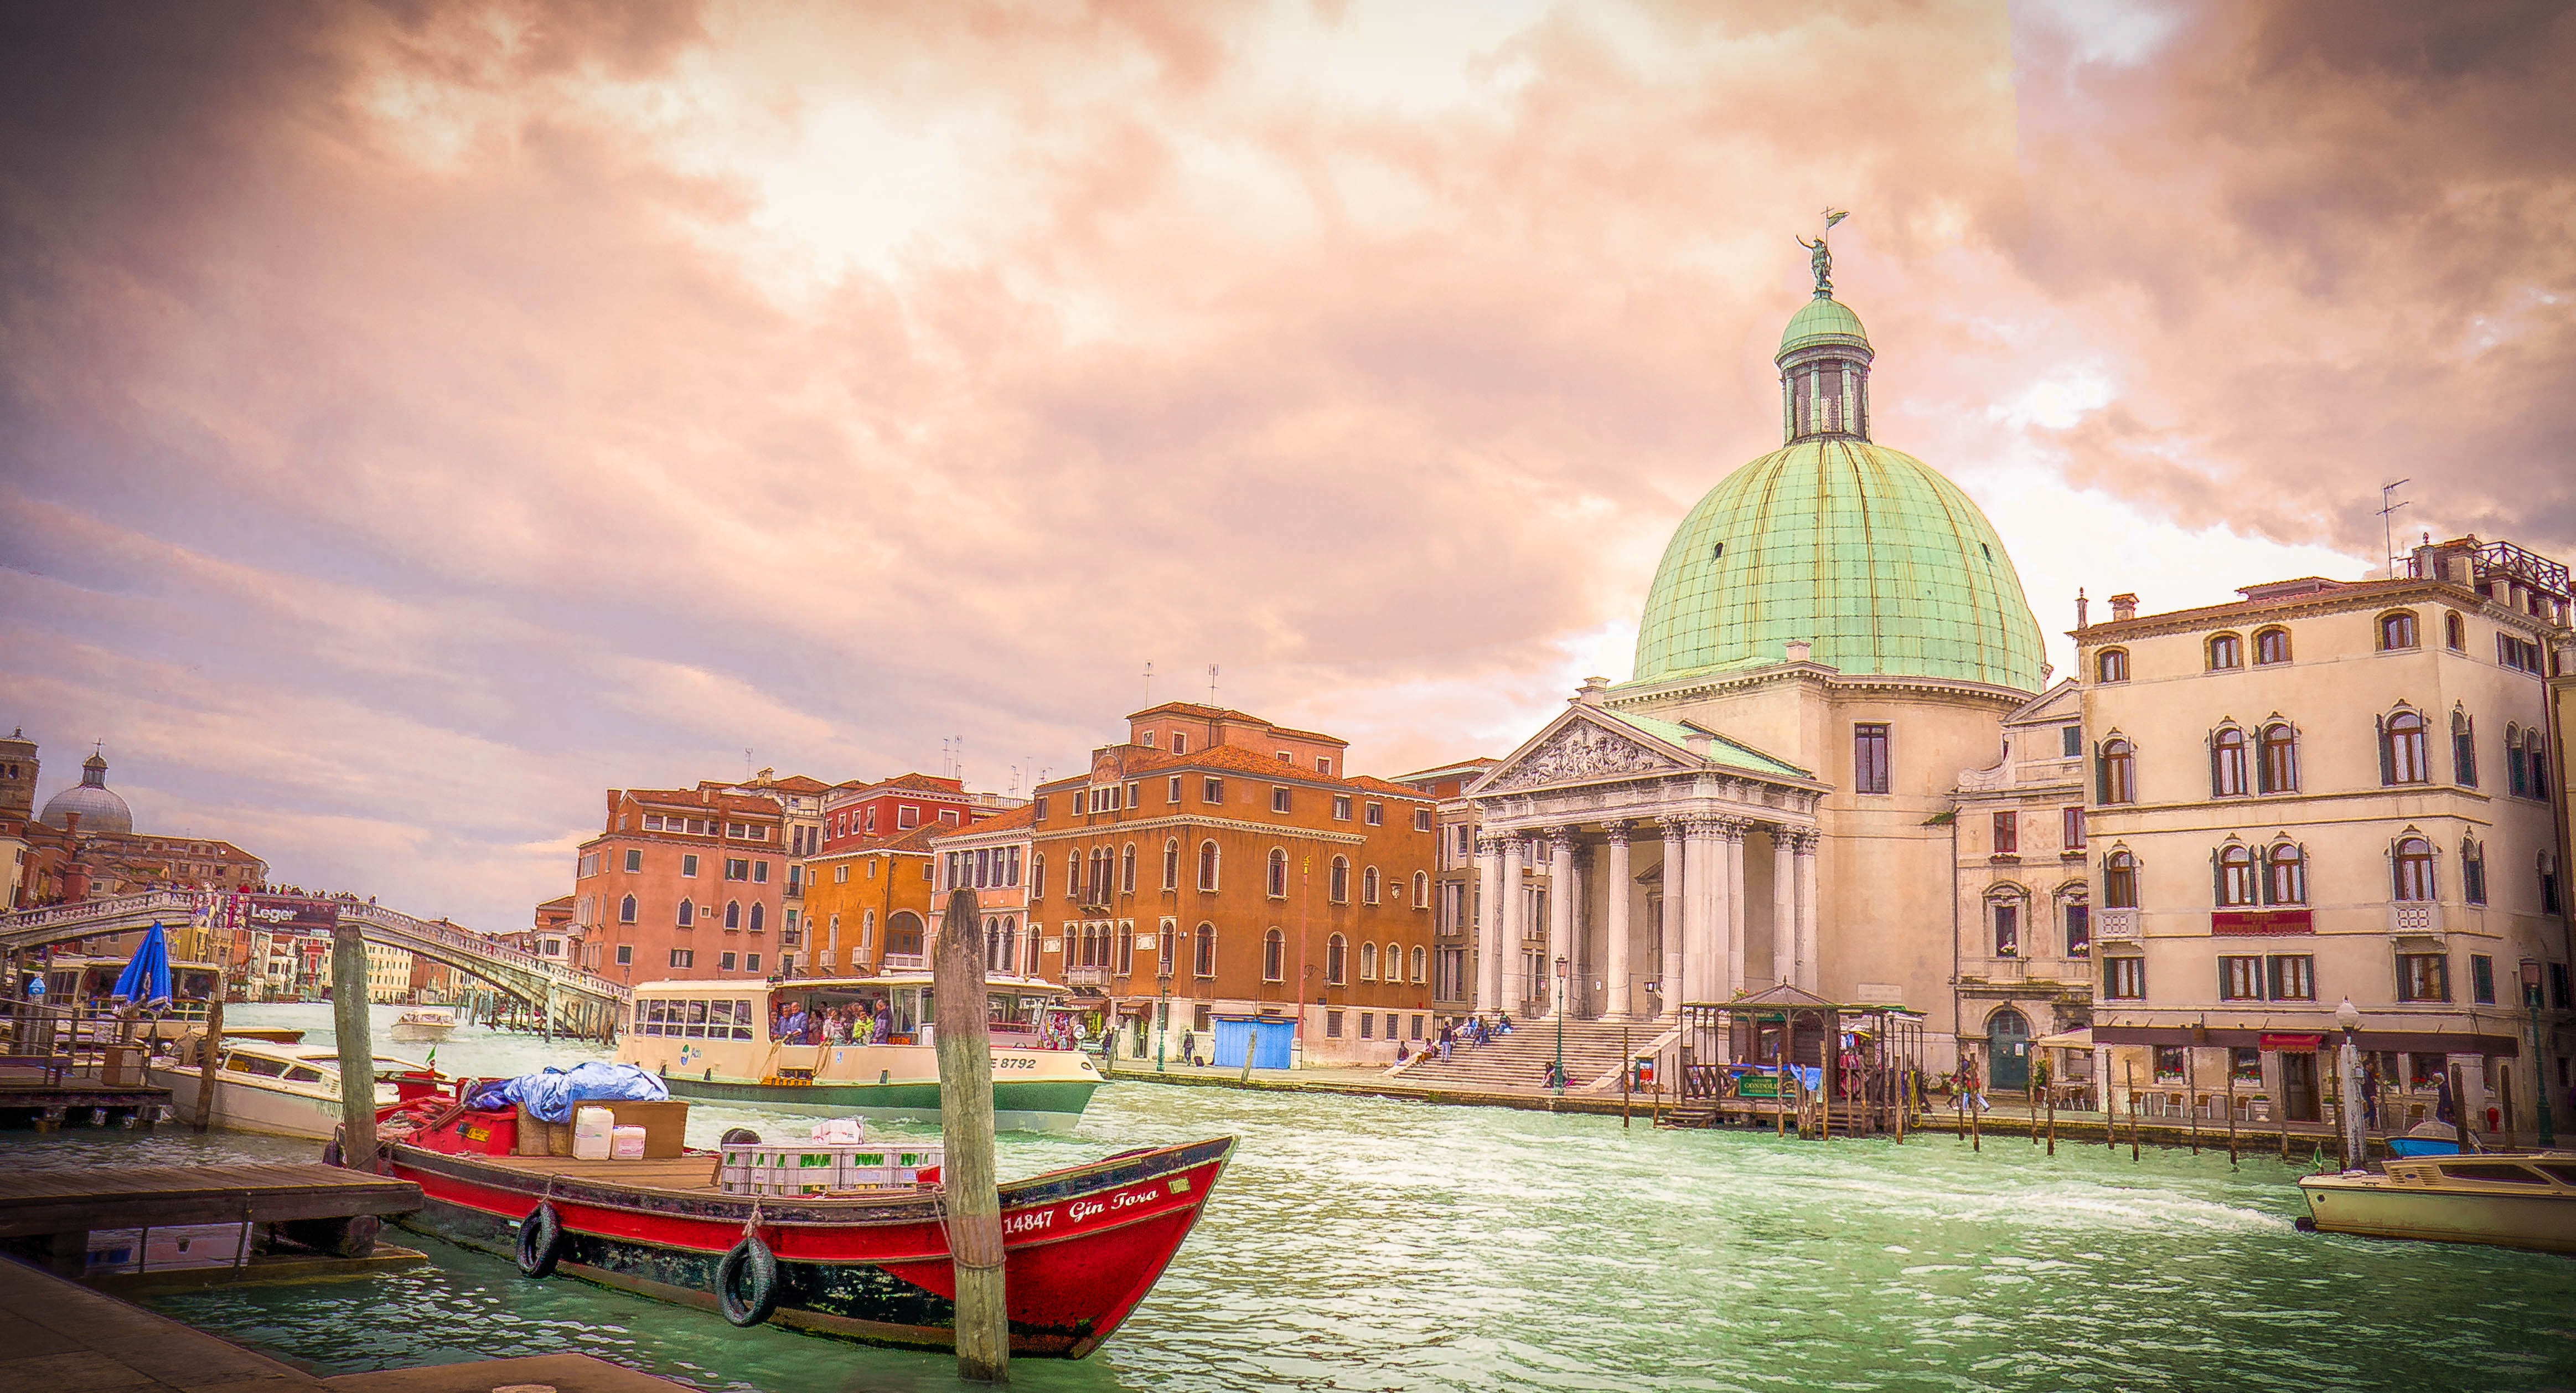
[617,974,1103,1133]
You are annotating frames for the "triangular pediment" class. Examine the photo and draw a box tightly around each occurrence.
[1473,713,1688,794]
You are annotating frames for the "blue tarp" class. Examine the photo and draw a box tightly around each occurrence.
[464,1062,669,1122]
[112,922,173,1011]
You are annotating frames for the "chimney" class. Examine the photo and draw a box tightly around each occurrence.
[2075,588,2089,631]
[1574,676,1609,706]
[1682,731,1715,760]
[2109,592,2138,622]
[1784,639,1812,663]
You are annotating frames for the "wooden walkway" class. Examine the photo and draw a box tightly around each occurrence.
[0,1164,421,1277]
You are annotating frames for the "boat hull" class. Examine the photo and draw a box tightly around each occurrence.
[388,1024,457,1043]
[2300,1177,2576,1254]
[660,1073,1099,1134]
[387,1136,1230,1358]
[149,1064,344,1141]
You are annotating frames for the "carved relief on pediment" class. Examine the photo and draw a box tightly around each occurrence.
[1486,719,1684,792]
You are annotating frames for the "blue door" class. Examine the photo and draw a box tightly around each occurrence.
[1253,1018,1294,1069]
[1212,1017,1295,1070]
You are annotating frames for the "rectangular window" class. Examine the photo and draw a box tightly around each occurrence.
[2552,963,2573,1010]
[753,861,769,884]
[1317,756,1332,775]
[1854,724,1891,794]
[2062,808,2084,851]
[1332,796,1352,821]
[1203,778,1224,803]
[2063,903,2090,957]
[1365,803,1384,827]
[1359,1013,1374,1039]
[2470,954,2496,1005]
[2061,724,2082,758]
[899,806,920,828]
[681,854,700,878]
[644,814,663,832]
[2219,955,2264,1001]
[2267,954,2315,1001]
[1325,1009,1343,1039]
[1168,776,1183,803]
[1033,796,1048,821]
[1992,904,2018,957]
[615,945,633,966]
[2153,1045,2185,1082]
[1992,812,2017,854]
[2103,956,2146,1000]
[1272,787,1292,813]
[622,848,642,873]
[2396,953,2450,1003]
[669,949,695,969]
[834,864,849,884]
[724,858,747,881]
[720,952,738,972]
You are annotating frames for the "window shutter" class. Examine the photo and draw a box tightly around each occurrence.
[2094,744,2109,804]
[2377,717,2395,786]
[2211,849,2226,906]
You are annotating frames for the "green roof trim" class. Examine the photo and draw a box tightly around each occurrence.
[1594,708,1814,781]
[1628,437,2047,693]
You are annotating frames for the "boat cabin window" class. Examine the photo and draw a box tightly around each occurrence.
[2539,1164,2576,1186]
[223,1053,289,1077]
[283,1066,327,1085]
[637,997,756,1040]
[2438,1163,2550,1186]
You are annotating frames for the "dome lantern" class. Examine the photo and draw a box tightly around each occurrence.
[1779,220,1871,444]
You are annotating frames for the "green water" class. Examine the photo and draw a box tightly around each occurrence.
[8,1003,2572,1392]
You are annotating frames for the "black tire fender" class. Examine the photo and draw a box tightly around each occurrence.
[717,1234,779,1327]
[516,1201,564,1278]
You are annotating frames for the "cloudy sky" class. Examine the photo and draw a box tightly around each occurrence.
[3,0,2569,931]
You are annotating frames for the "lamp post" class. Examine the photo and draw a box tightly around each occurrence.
[1553,956,1569,1093]
[2335,997,2364,1169]
[1156,968,1172,1074]
[2525,959,2556,1146]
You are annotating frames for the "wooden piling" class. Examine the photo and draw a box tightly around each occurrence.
[2226,1068,2239,1168]
[2185,1050,2199,1155]
[1969,1090,1979,1152]
[2124,1061,2140,1162]
[193,993,224,1133]
[933,888,1008,1384]
[2045,1081,2056,1155]
[329,925,377,1172]
[1621,1026,1631,1130]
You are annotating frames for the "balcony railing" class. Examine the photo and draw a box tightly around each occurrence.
[880,952,927,973]
[2096,909,2138,942]
[1065,966,1111,986]
[2389,902,2441,936]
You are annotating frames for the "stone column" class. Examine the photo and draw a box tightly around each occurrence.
[1545,828,1576,1018]
[1659,820,1687,1018]
[1603,824,1633,1019]
[1721,820,1749,997]
[1679,818,1713,1005]
[1793,829,1820,994]
[1497,836,1525,1012]
[1770,827,1796,988]
[1473,835,1504,1013]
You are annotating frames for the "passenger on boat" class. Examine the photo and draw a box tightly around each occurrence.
[870,1000,893,1044]
[825,1008,851,1044]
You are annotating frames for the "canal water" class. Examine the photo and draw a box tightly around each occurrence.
[6,1003,2570,1392]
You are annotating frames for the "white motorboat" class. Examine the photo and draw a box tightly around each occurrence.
[2298,1150,2576,1254]
[148,1036,443,1141]
[388,1005,458,1043]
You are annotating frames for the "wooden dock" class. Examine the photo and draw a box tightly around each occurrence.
[0,1163,422,1280]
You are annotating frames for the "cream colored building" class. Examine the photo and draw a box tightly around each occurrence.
[2078,537,2574,1134]
[1951,679,2094,1091]
[1465,246,2046,1061]
[365,941,416,1003]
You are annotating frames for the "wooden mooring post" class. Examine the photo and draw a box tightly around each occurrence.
[2185,1051,2200,1155]
[1620,1027,1631,1130]
[193,992,224,1132]
[934,888,1008,1384]
[1968,1090,1979,1152]
[2045,1082,2056,1155]
[2226,1069,2239,1168]
[329,925,377,1172]
[2124,1061,2140,1162]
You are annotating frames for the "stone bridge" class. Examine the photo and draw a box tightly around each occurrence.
[0,890,630,1023]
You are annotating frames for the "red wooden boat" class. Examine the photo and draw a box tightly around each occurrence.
[365,1100,1231,1359]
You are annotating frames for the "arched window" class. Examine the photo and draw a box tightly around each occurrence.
[1413,870,1430,908]
[2452,711,2478,787]
[1263,928,1285,982]
[1120,843,1137,895]
[1162,838,1180,891]
[724,900,742,928]
[2096,648,2129,683]
[1410,945,1427,983]
[2444,610,2465,651]
[1330,857,1351,904]
[1157,920,1176,973]
[1266,848,1289,898]
[2258,722,2299,793]
[1359,942,1378,981]
[985,917,1002,971]
[1362,866,1380,905]
[619,894,638,924]
[2462,838,2487,905]
[2211,726,2248,797]
[2104,850,2139,909]
[2098,738,2136,804]
[1194,922,1215,977]
[2381,709,2430,785]
[2392,836,2437,902]
[2377,610,2419,651]
[2208,633,2242,670]
[2530,732,2552,798]
[2254,627,2291,665]
[748,902,764,933]
[2264,842,2307,905]
[1030,854,1045,900]
[2215,845,2257,907]
[1326,934,1347,985]
[677,900,695,927]
[2507,725,2529,796]
[1198,840,1220,892]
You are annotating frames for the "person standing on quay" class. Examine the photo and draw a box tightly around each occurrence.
[1957,1053,1990,1113]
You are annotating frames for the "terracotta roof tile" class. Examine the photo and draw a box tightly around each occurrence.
[1036,743,1428,799]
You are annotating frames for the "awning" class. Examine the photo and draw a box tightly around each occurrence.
[2258,1032,2323,1051]
[2031,1028,2093,1049]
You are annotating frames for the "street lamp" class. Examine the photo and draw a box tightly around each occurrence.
[1156,967,1173,1074]
[2334,997,2364,1169]
[1553,956,1569,1094]
[2524,959,2556,1147]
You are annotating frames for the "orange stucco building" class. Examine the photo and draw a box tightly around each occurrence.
[571,785,789,986]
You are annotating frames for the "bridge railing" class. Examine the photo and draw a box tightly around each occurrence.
[340,902,629,1004]
[0,890,197,940]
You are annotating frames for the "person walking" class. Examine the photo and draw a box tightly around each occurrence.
[1180,1027,1196,1066]
[1957,1053,1991,1113]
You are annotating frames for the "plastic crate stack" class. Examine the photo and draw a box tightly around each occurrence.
[718,1141,947,1195]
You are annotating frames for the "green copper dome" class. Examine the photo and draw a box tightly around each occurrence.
[1630,283,2046,693]
[1780,295,1868,354]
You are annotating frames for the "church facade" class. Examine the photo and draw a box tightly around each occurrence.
[1463,249,2047,1063]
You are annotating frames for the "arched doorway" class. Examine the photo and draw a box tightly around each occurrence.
[1987,1008,2032,1091]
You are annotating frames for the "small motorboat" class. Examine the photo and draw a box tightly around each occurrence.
[2298,1150,2576,1254]
[389,1005,459,1044]
[2384,1120,2468,1158]
[149,1037,443,1140]
[369,1092,1231,1358]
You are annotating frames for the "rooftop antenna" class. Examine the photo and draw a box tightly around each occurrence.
[954,735,964,787]
[744,747,754,782]
[2380,479,2412,579]
[1208,663,1220,707]
[1143,660,1154,708]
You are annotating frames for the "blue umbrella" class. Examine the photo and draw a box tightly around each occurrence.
[113,921,174,1012]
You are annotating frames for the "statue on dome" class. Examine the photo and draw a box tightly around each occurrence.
[1797,208,1849,296]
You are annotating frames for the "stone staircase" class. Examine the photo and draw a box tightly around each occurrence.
[1392,1017,1654,1093]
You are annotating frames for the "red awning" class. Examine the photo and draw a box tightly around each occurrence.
[2258,1032,2323,1051]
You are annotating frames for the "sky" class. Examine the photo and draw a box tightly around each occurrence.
[3,0,2570,931]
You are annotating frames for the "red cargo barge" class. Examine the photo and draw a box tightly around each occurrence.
[374,1103,1232,1359]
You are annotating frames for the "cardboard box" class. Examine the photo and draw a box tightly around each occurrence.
[516,1100,685,1159]
[514,1106,571,1157]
